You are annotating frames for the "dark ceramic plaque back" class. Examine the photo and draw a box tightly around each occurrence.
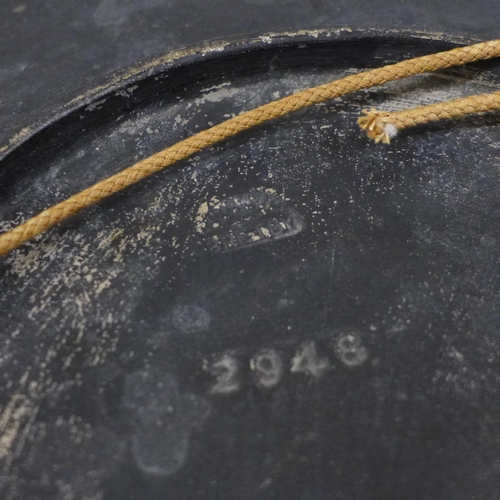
[1,32,500,500]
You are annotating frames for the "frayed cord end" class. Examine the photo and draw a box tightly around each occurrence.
[358,109,399,144]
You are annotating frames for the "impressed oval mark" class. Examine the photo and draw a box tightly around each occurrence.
[195,192,304,253]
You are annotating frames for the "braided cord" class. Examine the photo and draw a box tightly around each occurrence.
[359,91,500,143]
[2,39,500,256]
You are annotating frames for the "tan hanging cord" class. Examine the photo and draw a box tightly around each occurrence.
[1,39,500,257]
[358,90,500,143]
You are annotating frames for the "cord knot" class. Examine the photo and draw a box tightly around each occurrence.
[358,109,399,144]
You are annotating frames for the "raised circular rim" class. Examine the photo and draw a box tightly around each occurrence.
[0,28,494,162]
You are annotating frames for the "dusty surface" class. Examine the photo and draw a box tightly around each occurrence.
[1,36,500,499]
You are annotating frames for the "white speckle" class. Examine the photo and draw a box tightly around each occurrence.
[85,99,107,112]
[200,82,231,93]
[194,86,239,106]
[277,298,294,309]
[447,347,465,362]
[195,201,209,233]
